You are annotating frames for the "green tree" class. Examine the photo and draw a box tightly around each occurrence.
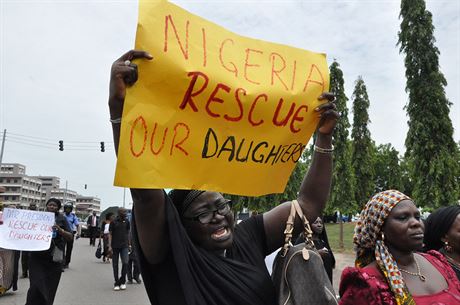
[399,156,413,196]
[398,0,459,208]
[226,147,311,215]
[351,77,375,208]
[326,61,356,217]
[373,143,403,193]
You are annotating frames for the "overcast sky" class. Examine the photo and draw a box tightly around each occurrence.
[1,0,459,210]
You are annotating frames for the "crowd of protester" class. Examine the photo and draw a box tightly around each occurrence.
[0,191,142,305]
[1,180,460,304]
[106,50,460,305]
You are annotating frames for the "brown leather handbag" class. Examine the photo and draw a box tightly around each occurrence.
[271,200,338,305]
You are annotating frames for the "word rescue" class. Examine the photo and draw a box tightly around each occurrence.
[0,208,55,251]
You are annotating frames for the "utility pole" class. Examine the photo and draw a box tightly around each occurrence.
[64,180,68,205]
[0,129,6,167]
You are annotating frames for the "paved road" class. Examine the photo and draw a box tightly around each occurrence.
[1,238,150,305]
[332,252,355,289]
[2,239,355,305]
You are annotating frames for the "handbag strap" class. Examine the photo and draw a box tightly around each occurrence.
[280,201,297,257]
[280,200,318,257]
[292,200,315,250]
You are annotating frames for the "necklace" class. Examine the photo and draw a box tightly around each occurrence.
[398,256,426,282]
[445,254,460,271]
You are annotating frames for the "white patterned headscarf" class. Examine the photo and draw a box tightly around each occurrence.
[353,190,416,305]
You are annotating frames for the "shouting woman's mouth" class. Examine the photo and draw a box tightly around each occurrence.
[211,227,231,241]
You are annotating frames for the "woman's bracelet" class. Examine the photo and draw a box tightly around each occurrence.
[110,117,122,124]
[314,145,334,154]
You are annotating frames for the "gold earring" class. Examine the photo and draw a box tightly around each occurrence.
[381,232,385,242]
[444,241,453,253]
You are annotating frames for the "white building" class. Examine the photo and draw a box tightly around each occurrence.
[33,176,60,204]
[76,195,101,218]
[0,163,44,209]
[0,163,102,212]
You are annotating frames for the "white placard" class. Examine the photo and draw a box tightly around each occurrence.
[0,208,55,251]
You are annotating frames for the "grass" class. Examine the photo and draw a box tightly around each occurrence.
[325,222,356,254]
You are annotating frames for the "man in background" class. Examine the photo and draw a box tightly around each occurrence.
[87,210,99,246]
[63,202,80,269]
[108,207,130,291]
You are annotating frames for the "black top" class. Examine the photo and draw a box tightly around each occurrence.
[32,212,71,260]
[132,193,275,305]
[87,215,99,227]
[313,239,335,284]
[448,261,460,281]
[109,217,130,248]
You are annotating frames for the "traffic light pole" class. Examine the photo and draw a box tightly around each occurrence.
[0,129,6,167]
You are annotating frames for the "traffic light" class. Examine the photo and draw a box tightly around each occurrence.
[59,140,64,151]
[100,141,105,152]
[84,184,87,189]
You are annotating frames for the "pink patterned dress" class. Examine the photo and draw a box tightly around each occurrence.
[339,251,460,305]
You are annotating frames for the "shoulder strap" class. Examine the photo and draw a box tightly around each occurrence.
[292,200,315,250]
[280,202,297,257]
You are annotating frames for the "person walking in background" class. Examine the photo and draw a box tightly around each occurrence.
[127,234,141,285]
[108,207,130,291]
[126,210,140,284]
[87,210,99,246]
[21,202,38,278]
[423,205,460,280]
[99,212,114,263]
[25,198,73,305]
[339,190,460,305]
[63,202,80,269]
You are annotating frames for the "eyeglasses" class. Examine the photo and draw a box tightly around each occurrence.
[182,200,232,224]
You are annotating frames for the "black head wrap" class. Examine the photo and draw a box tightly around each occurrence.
[46,198,62,210]
[424,205,460,251]
[168,189,205,216]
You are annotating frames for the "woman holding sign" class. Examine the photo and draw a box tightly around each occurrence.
[109,50,338,305]
[25,198,73,305]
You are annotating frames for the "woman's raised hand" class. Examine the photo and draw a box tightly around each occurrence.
[315,92,339,135]
[109,50,153,119]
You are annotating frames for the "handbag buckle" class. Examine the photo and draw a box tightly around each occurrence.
[284,226,293,235]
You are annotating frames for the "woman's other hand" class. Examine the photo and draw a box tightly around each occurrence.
[52,225,62,235]
[315,92,339,135]
[109,50,153,120]
[317,247,329,257]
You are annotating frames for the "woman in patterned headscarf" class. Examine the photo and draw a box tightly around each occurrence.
[339,190,460,305]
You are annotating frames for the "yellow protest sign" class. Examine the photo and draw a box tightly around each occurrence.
[114,0,329,196]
